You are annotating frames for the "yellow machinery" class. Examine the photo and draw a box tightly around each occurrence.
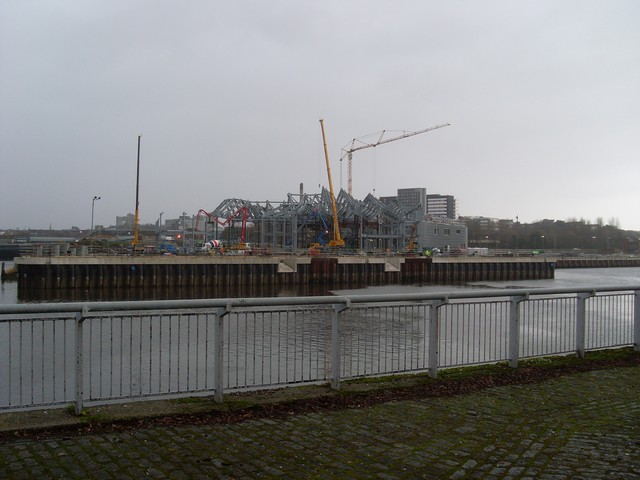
[319,119,345,248]
[132,134,142,251]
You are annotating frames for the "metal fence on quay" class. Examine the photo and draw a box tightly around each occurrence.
[1,286,639,414]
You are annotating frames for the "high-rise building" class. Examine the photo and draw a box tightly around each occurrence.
[426,194,456,219]
[396,188,427,220]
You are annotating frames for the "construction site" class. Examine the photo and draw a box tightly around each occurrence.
[192,119,464,256]
[194,186,466,255]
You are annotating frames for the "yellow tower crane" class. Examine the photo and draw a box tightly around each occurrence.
[319,119,345,248]
[340,123,450,196]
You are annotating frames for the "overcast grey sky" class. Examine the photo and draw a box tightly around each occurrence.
[1,1,639,231]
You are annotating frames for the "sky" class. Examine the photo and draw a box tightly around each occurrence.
[1,1,639,232]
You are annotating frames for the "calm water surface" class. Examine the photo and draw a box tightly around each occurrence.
[2,265,639,305]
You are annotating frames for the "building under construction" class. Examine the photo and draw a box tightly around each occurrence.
[195,186,468,253]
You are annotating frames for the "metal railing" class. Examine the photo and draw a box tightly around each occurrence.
[1,285,639,413]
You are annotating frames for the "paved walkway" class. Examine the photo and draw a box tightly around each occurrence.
[1,366,639,479]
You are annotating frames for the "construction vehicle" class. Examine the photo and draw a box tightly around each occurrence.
[340,123,450,195]
[195,206,252,253]
[407,222,418,253]
[305,208,331,251]
[319,119,345,248]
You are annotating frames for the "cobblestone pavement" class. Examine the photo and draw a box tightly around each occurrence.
[1,366,639,479]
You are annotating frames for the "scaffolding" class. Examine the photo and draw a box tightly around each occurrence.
[196,188,419,252]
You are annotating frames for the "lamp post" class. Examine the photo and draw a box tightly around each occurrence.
[91,196,101,237]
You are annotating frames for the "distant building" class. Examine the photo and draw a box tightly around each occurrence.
[417,215,468,253]
[396,188,427,220]
[116,214,135,228]
[426,194,457,219]
[380,188,465,251]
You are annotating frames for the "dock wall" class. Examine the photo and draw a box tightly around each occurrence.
[15,255,561,292]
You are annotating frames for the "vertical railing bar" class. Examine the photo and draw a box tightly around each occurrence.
[140,314,146,395]
[284,309,290,383]
[360,307,366,376]
[475,303,481,363]
[269,313,280,382]
[308,310,312,381]
[420,304,427,369]
[98,315,103,400]
[409,304,414,370]
[258,311,264,386]
[167,314,173,393]
[186,313,191,391]
[74,307,87,415]
[509,295,526,368]
[331,304,341,389]
[39,319,45,404]
[302,309,308,381]
[109,315,115,398]
[389,306,395,372]
[177,314,183,393]
[444,304,450,366]
[383,306,389,373]
[245,311,250,386]
[276,310,281,384]
[7,320,13,405]
[331,300,349,390]
[577,292,593,356]
[634,290,640,353]
[406,305,411,371]
[29,318,34,406]
[213,305,229,402]
[149,314,162,393]
[155,313,160,393]
[428,298,446,378]
[51,319,57,403]
[370,307,375,375]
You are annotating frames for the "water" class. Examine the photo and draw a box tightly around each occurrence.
[2,266,640,305]
[2,266,639,409]
[333,267,640,295]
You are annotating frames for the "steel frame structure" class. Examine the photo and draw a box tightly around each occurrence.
[196,188,417,251]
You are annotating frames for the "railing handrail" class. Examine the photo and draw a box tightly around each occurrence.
[2,284,638,413]
[2,284,639,316]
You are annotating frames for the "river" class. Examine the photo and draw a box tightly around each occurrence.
[2,262,639,305]
[2,265,639,409]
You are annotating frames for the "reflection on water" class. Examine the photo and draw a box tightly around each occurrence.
[16,282,344,303]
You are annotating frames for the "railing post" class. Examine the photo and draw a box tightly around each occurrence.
[213,305,231,403]
[509,295,527,368]
[331,300,350,390]
[634,290,640,353]
[74,307,88,415]
[428,299,447,378]
[576,292,594,358]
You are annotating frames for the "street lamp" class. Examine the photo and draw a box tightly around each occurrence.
[91,196,101,238]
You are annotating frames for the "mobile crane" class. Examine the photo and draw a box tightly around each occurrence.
[319,119,345,248]
[340,123,450,196]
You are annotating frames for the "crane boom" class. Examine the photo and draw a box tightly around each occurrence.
[340,123,450,195]
[319,119,344,247]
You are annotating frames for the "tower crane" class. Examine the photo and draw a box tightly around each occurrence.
[340,123,450,196]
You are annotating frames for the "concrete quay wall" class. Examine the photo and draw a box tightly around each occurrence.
[555,257,640,268]
[15,255,559,291]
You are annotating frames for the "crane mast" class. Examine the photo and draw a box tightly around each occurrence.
[341,123,450,196]
[132,134,142,250]
[319,119,344,247]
